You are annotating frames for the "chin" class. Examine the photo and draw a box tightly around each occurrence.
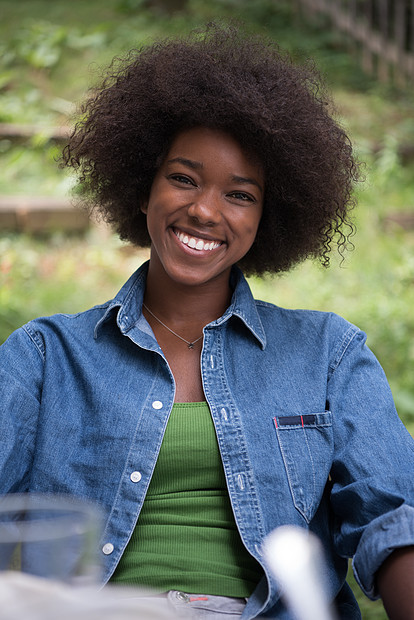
[168,265,230,288]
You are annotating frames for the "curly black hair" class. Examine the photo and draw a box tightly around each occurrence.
[62,22,359,276]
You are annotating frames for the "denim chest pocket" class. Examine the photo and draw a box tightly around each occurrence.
[273,411,333,523]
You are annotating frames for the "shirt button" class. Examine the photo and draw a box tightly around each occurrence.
[152,400,163,409]
[130,471,142,483]
[102,543,114,555]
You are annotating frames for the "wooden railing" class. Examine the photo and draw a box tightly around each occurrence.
[0,196,90,234]
[296,0,414,84]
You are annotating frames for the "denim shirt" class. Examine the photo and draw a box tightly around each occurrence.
[1,261,414,619]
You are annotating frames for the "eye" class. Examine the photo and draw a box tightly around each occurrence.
[228,191,255,203]
[169,174,196,186]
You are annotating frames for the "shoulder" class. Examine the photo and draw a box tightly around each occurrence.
[254,299,364,356]
[1,301,117,361]
[28,301,114,334]
[1,265,148,358]
[255,297,358,332]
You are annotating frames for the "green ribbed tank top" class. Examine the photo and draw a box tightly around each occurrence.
[110,402,262,596]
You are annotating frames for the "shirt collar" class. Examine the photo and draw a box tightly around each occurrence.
[93,262,148,340]
[94,260,266,349]
[211,266,267,349]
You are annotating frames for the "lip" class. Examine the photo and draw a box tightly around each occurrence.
[171,226,224,253]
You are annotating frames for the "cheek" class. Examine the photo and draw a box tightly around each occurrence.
[238,221,261,256]
[241,216,262,252]
[245,212,262,237]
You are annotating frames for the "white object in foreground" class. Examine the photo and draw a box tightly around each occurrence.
[0,571,180,620]
[263,526,338,620]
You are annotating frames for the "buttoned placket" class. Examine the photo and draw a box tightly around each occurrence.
[99,337,176,584]
[202,326,269,573]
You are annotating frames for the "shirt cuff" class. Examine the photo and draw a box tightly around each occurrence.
[352,504,414,600]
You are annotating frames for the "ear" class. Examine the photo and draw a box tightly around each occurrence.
[140,201,148,215]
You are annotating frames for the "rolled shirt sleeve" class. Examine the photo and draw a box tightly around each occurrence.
[353,504,414,599]
[326,322,414,599]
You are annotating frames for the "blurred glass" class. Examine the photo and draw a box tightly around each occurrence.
[0,493,102,585]
[0,494,180,619]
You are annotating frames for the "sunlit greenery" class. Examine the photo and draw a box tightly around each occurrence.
[1,2,414,617]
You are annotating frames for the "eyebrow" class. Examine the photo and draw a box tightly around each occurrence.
[166,157,263,194]
[232,175,263,194]
[167,157,203,170]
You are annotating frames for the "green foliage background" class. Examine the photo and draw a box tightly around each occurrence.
[1,2,414,617]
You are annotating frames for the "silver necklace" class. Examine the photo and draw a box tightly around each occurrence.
[143,303,203,349]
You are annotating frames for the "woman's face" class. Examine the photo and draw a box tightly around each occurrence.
[142,126,264,289]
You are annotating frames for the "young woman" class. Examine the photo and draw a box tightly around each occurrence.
[1,23,413,619]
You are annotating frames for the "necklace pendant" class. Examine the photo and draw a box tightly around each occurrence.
[143,303,202,350]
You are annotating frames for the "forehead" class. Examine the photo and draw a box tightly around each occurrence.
[164,127,264,178]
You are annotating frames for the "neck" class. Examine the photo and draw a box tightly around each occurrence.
[143,263,232,329]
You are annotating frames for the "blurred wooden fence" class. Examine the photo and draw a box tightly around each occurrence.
[0,122,93,233]
[296,0,414,84]
[0,196,90,233]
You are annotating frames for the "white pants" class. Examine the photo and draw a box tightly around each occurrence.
[137,591,247,618]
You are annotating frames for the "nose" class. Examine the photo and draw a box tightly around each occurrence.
[187,189,222,226]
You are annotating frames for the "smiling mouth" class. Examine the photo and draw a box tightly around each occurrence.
[173,228,223,251]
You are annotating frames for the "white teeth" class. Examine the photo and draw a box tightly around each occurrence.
[174,229,221,251]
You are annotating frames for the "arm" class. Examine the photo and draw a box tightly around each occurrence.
[377,546,414,620]
[0,325,43,492]
[325,319,414,600]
